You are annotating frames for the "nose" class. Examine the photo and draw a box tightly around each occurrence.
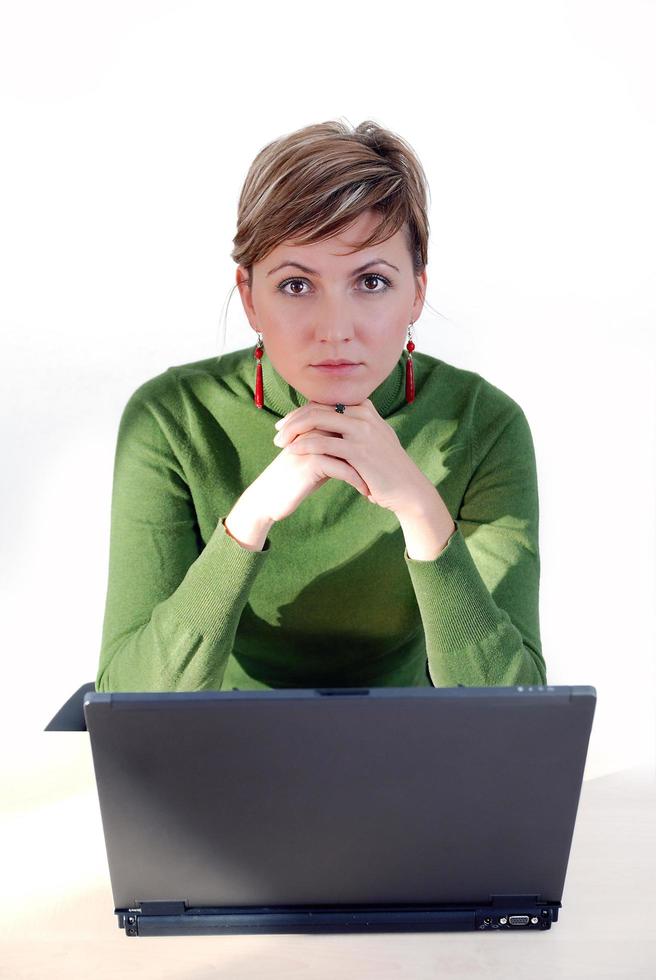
[313,297,356,344]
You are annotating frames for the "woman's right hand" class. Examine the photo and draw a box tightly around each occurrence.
[247,427,371,524]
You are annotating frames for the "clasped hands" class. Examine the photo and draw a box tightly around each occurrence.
[272,398,438,520]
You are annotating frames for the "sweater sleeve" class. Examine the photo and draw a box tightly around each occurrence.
[403,399,546,687]
[95,386,271,692]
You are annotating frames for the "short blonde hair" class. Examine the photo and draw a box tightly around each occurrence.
[231,118,431,283]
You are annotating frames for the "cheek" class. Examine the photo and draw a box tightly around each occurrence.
[257,308,297,345]
[366,314,408,345]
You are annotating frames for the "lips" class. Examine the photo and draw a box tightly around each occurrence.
[313,360,360,366]
[311,362,362,375]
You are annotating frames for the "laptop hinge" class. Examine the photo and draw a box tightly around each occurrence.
[135,900,187,915]
[489,894,543,907]
[116,902,188,937]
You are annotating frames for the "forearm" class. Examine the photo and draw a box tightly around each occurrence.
[224,490,275,552]
[397,487,457,560]
[399,492,546,686]
[97,516,271,692]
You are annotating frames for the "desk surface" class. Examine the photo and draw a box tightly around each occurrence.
[1,736,655,980]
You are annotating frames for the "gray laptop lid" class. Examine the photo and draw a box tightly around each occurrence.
[84,685,596,920]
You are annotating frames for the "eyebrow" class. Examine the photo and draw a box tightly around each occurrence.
[266,258,400,278]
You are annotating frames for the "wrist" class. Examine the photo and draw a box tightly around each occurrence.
[397,487,457,561]
[224,490,275,552]
[395,481,450,525]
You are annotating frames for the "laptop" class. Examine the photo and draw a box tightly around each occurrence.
[83,684,596,937]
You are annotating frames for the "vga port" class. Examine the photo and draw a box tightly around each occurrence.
[509,915,530,926]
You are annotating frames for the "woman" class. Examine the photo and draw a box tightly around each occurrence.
[95,119,546,692]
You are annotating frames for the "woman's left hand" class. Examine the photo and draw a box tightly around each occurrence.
[272,399,437,519]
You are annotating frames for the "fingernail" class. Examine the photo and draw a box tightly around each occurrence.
[274,419,283,429]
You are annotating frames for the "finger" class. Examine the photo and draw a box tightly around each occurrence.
[319,456,370,495]
[276,402,368,438]
[276,417,347,445]
[279,426,343,448]
[286,433,349,458]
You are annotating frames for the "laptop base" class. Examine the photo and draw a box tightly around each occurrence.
[117,899,561,936]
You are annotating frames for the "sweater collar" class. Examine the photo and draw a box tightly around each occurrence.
[259,349,408,421]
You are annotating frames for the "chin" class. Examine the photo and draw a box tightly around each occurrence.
[306,389,372,407]
[297,369,373,404]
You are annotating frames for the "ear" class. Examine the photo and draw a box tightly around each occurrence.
[235,266,258,331]
[411,269,428,323]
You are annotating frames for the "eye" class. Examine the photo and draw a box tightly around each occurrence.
[360,274,391,292]
[276,273,392,297]
[277,278,310,296]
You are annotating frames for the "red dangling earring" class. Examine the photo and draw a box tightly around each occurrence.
[405,321,415,403]
[254,332,264,408]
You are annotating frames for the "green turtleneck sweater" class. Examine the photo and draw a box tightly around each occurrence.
[95,347,546,692]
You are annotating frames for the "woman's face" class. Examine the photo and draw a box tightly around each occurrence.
[236,209,427,405]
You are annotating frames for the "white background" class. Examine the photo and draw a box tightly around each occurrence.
[1,0,654,778]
